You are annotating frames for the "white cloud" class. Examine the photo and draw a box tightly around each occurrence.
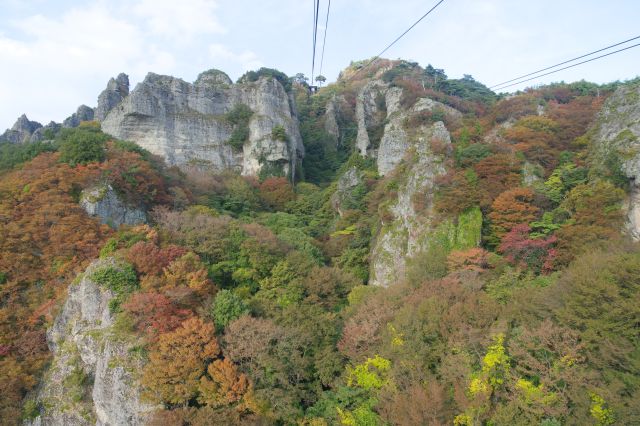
[133,0,225,39]
[0,3,177,127]
[208,43,262,73]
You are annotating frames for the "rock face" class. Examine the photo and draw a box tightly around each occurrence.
[324,95,349,145]
[331,166,364,216]
[590,81,640,240]
[0,114,42,143]
[377,96,460,176]
[27,259,155,425]
[80,183,146,228]
[30,121,62,143]
[95,73,130,121]
[355,81,388,156]
[370,122,451,287]
[100,70,304,177]
[63,105,96,128]
[352,79,461,175]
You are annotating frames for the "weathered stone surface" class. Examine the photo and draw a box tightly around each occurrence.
[377,93,460,176]
[0,114,42,143]
[370,121,451,287]
[355,80,387,156]
[522,161,543,186]
[590,81,640,240]
[331,166,364,216]
[101,71,304,177]
[80,183,146,227]
[324,96,341,143]
[63,105,95,128]
[30,121,62,142]
[95,73,130,121]
[27,259,155,426]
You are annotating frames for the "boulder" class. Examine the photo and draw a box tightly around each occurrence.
[80,183,146,227]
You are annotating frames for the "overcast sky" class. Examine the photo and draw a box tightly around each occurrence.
[1,0,638,130]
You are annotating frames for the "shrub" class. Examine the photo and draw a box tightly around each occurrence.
[271,125,288,142]
[224,104,253,151]
[91,262,139,312]
[211,289,248,331]
[237,67,292,92]
[91,263,138,294]
[57,124,109,166]
[0,140,57,172]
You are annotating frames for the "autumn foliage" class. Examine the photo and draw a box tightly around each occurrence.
[488,187,539,243]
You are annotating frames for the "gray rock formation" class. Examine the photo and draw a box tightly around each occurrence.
[370,122,451,287]
[0,114,42,143]
[331,166,364,216]
[355,80,387,156]
[377,96,460,176]
[95,73,130,121]
[353,79,461,174]
[30,121,62,143]
[80,183,146,228]
[522,161,543,186]
[101,71,304,177]
[63,105,95,128]
[27,258,156,425]
[590,81,640,240]
[324,96,344,144]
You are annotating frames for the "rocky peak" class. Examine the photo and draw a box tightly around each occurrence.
[0,114,42,144]
[63,104,95,128]
[95,73,130,121]
[13,114,42,133]
[195,68,233,87]
[100,70,304,178]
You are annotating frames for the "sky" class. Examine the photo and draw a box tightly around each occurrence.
[0,0,639,130]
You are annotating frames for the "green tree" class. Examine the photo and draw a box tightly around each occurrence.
[211,290,249,330]
[57,123,109,166]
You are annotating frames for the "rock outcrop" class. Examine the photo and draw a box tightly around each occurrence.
[100,70,304,177]
[80,183,146,228]
[331,166,364,216]
[355,81,388,156]
[590,81,640,240]
[324,95,348,145]
[352,79,461,175]
[370,121,452,287]
[27,259,155,425]
[95,73,130,121]
[0,114,42,143]
[29,121,62,143]
[63,105,96,128]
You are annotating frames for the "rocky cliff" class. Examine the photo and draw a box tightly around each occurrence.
[351,79,461,175]
[27,259,155,426]
[324,77,475,287]
[590,81,640,240]
[369,121,452,286]
[79,183,146,228]
[100,69,304,177]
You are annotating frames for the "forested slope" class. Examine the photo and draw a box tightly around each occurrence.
[0,60,639,425]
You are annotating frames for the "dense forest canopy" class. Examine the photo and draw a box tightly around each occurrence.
[1,59,639,425]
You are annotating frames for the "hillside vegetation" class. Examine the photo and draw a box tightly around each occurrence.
[1,61,639,425]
